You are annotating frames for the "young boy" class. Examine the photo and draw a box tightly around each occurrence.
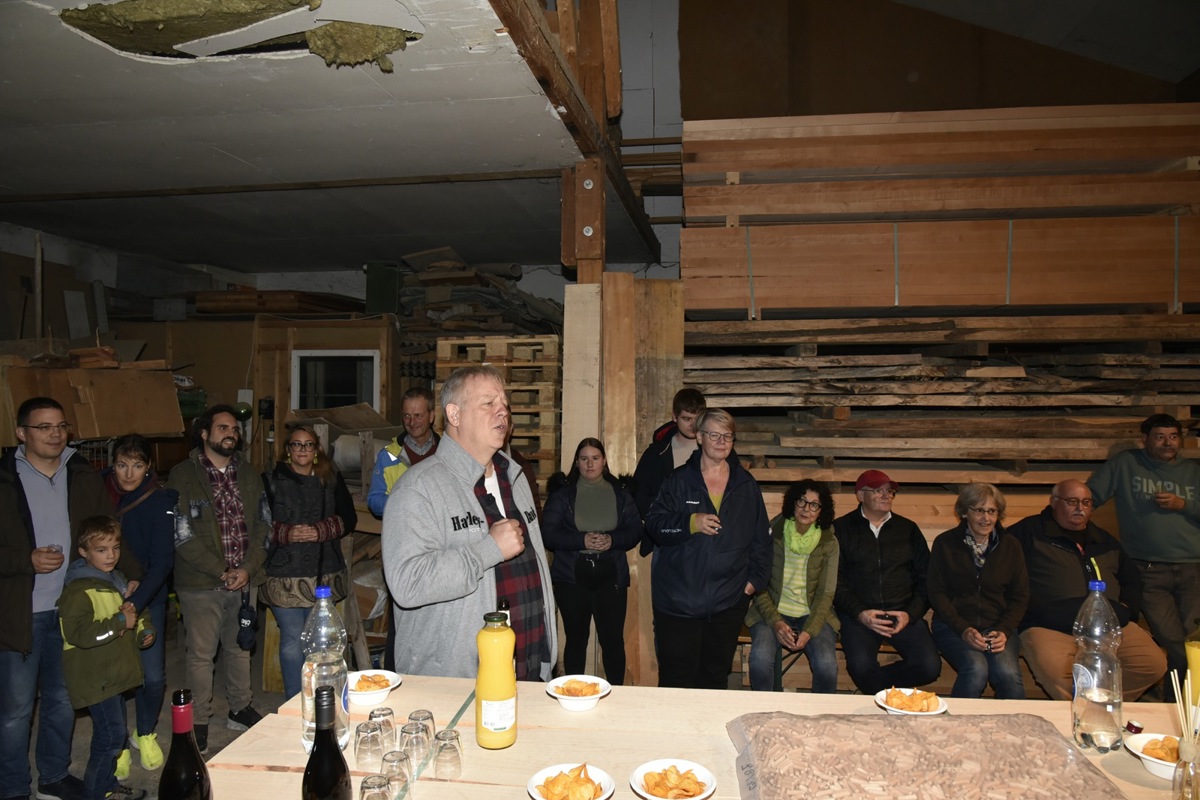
[58,516,155,800]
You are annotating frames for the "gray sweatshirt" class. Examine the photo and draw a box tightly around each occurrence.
[382,434,557,679]
[1089,448,1200,562]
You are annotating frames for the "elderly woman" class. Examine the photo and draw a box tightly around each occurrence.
[261,424,357,699]
[927,482,1029,698]
[746,479,839,692]
[540,438,642,684]
[645,409,772,689]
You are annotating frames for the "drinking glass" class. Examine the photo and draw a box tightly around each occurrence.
[369,707,398,753]
[354,721,384,773]
[407,709,436,739]
[398,721,430,763]
[432,729,463,780]
[359,774,391,800]
[383,750,416,800]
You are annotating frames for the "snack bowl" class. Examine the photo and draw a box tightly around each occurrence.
[527,763,615,800]
[630,758,716,800]
[546,674,612,712]
[873,688,948,716]
[1125,732,1179,780]
[347,669,401,706]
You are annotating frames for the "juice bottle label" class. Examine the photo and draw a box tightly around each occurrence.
[479,697,516,732]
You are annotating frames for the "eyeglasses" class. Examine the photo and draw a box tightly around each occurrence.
[794,499,822,511]
[286,441,318,451]
[22,423,70,434]
[862,486,897,498]
[699,430,736,443]
[968,507,999,516]
[1052,496,1093,509]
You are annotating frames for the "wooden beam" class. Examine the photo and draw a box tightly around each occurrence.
[577,0,606,124]
[555,0,579,79]
[561,284,602,472]
[560,167,576,268]
[601,271,638,474]
[574,156,606,283]
[599,0,621,121]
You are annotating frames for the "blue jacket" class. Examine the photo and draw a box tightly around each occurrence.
[105,469,177,612]
[644,449,772,618]
[540,477,643,586]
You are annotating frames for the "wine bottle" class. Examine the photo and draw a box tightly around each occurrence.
[158,689,213,800]
[302,686,351,800]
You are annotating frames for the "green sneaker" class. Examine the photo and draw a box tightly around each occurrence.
[134,732,164,770]
[114,749,131,780]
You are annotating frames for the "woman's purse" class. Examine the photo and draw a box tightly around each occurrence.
[258,565,349,608]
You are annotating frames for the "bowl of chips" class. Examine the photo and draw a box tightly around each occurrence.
[527,763,615,800]
[347,669,401,706]
[629,759,715,800]
[546,674,612,712]
[1126,732,1180,780]
[874,687,947,716]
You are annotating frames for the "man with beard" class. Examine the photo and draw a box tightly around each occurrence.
[1088,414,1200,697]
[168,405,269,754]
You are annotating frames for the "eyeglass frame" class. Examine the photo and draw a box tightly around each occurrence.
[286,440,318,451]
[860,486,897,498]
[967,506,1000,516]
[21,423,71,434]
[698,430,736,444]
[1051,495,1094,509]
[794,499,823,511]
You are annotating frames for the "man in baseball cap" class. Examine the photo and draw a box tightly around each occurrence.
[834,469,941,694]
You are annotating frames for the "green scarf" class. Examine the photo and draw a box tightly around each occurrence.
[783,518,821,555]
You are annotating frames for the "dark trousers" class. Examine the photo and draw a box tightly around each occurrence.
[553,555,628,684]
[654,596,751,690]
[838,613,942,695]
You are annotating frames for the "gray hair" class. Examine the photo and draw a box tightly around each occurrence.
[440,365,506,412]
[696,408,735,434]
[955,482,1007,521]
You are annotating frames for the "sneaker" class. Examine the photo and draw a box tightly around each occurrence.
[226,705,263,731]
[105,784,146,800]
[36,775,85,800]
[114,749,131,780]
[194,724,208,755]
[133,733,163,771]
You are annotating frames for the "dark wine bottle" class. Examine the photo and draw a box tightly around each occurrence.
[302,686,351,800]
[158,689,213,800]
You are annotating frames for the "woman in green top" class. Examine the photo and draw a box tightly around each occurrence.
[746,479,840,692]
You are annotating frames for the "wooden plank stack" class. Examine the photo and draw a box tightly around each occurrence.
[436,335,563,491]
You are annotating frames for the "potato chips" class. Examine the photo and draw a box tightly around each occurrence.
[1143,735,1180,762]
[642,765,707,799]
[884,687,940,713]
[556,679,601,697]
[536,763,603,800]
[354,673,391,692]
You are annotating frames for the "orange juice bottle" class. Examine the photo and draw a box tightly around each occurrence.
[1186,620,1200,705]
[475,611,517,749]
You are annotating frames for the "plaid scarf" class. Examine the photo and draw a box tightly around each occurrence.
[201,452,248,569]
[474,451,548,680]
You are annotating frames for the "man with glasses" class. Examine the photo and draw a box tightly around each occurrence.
[168,405,269,754]
[1088,414,1200,699]
[833,470,941,694]
[0,397,136,800]
[1007,479,1166,700]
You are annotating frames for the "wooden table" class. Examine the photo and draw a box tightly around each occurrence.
[208,676,1177,799]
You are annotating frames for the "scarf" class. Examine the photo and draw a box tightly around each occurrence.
[783,517,821,555]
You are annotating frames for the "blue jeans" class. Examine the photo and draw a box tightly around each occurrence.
[272,606,313,700]
[748,616,838,693]
[838,612,942,696]
[130,602,167,737]
[931,618,1025,699]
[0,610,75,798]
[83,695,125,800]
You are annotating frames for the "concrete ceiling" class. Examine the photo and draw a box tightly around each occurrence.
[0,0,656,276]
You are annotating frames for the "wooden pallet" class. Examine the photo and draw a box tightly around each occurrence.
[436,334,561,365]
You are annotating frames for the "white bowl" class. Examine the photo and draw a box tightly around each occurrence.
[1125,732,1179,780]
[629,759,716,800]
[873,688,948,716]
[545,674,612,712]
[527,763,615,800]
[347,669,401,706]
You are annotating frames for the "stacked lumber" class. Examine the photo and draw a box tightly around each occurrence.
[193,290,363,314]
[680,103,1200,316]
[435,335,562,491]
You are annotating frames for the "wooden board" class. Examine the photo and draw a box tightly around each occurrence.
[560,284,602,473]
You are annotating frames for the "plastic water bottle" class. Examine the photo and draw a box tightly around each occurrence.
[1071,580,1124,752]
[300,586,350,753]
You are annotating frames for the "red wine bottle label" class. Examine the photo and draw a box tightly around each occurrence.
[172,702,194,734]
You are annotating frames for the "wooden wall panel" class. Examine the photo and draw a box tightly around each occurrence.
[679,228,751,311]
[898,220,1009,306]
[600,272,637,475]
[749,224,895,309]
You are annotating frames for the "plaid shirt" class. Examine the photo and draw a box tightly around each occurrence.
[200,453,248,569]
[475,451,548,680]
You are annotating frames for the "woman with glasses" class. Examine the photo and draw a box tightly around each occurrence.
[261,424,357,698]
[927,483,1029,698]
[645,409,772,689]
[540,438,643,684]
[745,479,839,692]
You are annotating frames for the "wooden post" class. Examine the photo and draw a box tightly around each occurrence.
[556,0,579,79]
[574,156,606,284]
[560,167,577,269]
[561,284,603,472]
[576,0,606,123]
[598,0,622,121]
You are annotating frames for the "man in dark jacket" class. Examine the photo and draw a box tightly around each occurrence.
[632,388,705,520]
[1007,479,1167,701]
[834,469,941,695]
[0,397,134,800]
